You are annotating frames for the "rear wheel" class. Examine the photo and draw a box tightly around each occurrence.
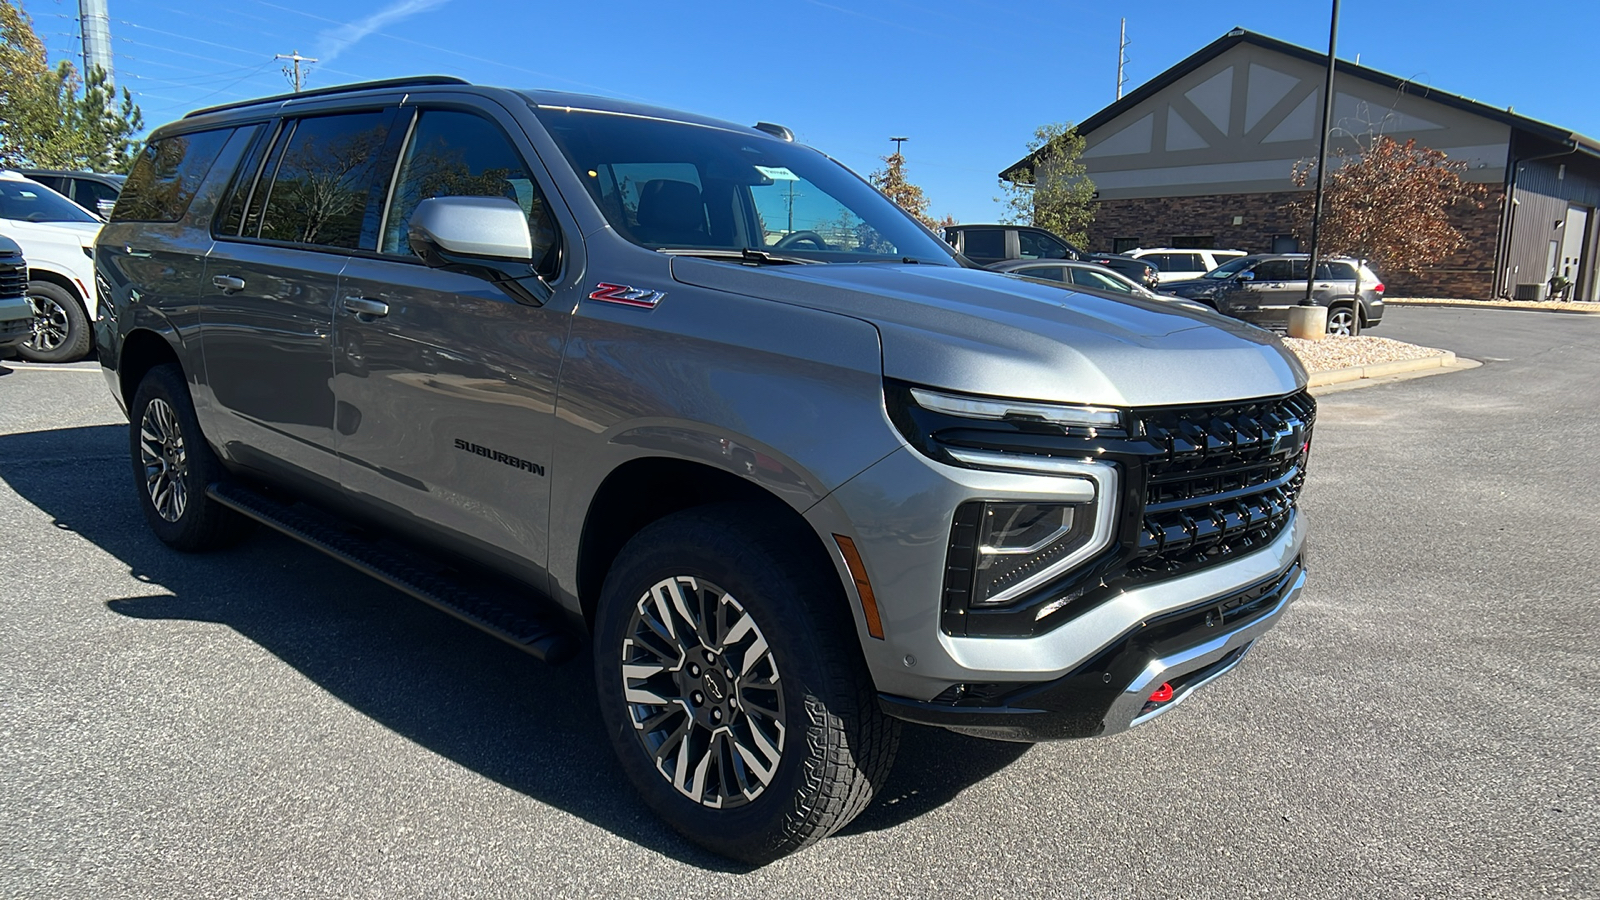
[593,504,898,863]
[128,363,253,551]
[17,281,90,363]
[1327,304,1360,336]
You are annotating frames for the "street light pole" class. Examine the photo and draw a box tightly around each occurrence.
[1303,0,1341,305]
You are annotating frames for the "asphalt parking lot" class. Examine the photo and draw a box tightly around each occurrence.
[2,305,1596,899]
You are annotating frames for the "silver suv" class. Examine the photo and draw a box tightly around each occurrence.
[95,77,1313,863]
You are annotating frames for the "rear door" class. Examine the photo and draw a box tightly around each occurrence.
[331,102,571,581]
[200,108,400,487]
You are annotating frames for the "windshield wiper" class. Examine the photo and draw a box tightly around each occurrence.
[856,256,932,265]
[658,248,816,266]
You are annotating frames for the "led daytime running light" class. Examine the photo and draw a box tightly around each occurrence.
[910,387,1121,429]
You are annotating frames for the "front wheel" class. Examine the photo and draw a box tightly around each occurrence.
[593,504,898,863]
[17,281,90,362]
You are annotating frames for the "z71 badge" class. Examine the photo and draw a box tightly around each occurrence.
[588,282,666,309]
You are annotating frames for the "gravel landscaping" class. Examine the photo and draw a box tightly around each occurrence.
[1282,334,1449,373]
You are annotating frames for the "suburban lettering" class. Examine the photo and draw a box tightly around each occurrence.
[453,438,545,476]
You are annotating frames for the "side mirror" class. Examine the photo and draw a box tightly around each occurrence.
[407,196,550,305]
[1235,270,1256,282]
[409,196,533,265]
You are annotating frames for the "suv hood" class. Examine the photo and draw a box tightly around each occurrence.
[672,259,1304,406]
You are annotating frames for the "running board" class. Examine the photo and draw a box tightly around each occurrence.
[206,481,580,664]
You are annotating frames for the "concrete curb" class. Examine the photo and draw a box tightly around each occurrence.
[1385,299,1600,315]
[1305,351,1458,387]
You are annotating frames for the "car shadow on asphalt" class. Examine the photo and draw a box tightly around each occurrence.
[1,423,1033,867]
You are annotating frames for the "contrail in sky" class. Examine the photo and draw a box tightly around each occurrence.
[317,0,449,63]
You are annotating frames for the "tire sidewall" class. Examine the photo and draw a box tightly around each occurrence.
[19,280,90,363]
[592,514,845,857]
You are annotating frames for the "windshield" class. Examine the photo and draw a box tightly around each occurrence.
[1205,257,1255,279]
[534,107,957,265]
[0,178,99,223]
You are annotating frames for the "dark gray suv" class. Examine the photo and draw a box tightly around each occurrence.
[95,76,1313,862]
[1166,253,1384,336]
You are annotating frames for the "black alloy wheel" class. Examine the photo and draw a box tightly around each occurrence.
[17,281,90,362]
[594,503,899,863]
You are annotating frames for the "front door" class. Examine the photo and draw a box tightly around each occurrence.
[331,106,568,580]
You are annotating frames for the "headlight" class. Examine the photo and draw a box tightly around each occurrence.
[971,501,1095,605]
[909,386,1120,430]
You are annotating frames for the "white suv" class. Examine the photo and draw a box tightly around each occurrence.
[1131,248,1247,284]
[0,170,102,362]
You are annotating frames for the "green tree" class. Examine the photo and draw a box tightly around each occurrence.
[0,0,143,171]
[999,122,1095,248]
[869,151,937,229]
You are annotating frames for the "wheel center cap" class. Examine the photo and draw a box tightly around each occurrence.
[702,670,729,703]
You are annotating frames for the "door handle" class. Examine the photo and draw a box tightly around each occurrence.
[342,296,389,317]
[211,275,245,293]
[1315,283,1332,288]
[125,246,153,258]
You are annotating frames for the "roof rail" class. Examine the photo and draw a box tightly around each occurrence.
[184,75,471,119]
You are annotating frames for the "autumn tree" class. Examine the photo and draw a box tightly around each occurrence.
[1287,135,1487,274]
[999,122,1095,248]
[869,151,937,229]
[0,0,143,171]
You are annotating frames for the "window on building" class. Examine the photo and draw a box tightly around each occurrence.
[1271,234,1301,253]
[1112,237,1139,254]
[1170,235,1214,249]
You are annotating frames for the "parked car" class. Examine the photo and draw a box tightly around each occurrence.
[986,258,1209,310]
[16,169,125,219]
[1165,253,1383,335]
[98,76,1312,863]
[1128,247,1248,283]
[0,170,102,361]
[943,223,1159,287]
[0,235,34,352]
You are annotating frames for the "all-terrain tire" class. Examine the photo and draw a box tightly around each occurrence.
[128,363,253,551]
[593,503,899,864]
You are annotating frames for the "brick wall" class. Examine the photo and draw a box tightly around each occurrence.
[1089,190,1504,298]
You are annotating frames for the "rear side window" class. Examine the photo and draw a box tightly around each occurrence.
[1017,231,1068,260]
[1018,265,1066,282]
[961,229,1004,259]
[381,109,558,272]
[255,111,395,249]
[114,129,232,222]
[1317,261,1358,280]
[74,178,119,210]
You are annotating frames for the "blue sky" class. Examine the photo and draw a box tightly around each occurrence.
[21,0,1600,224]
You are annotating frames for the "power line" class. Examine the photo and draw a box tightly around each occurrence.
[274,49,316,92]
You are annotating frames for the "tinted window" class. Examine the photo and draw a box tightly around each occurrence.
[1112,237,1138,254]
[0,177,100,223]
[215,123,276,237]
[1252,260,1294,280]
[1017,231,1068,260]
[74,178,119,210]
[114,129,232,222]
[962,229,1005,259]
[256,111,393,248]
[1017,265,1065,282]
[27,175,68,193]
[1317,261,1358,280]
[1071,268,1133,293]
[381,109,558,272]
[1171,253,1204,271]
[1289,259,1309,279]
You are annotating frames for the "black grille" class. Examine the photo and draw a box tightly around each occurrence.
[1129,390,1314,576]
[0,260,25,300]
[0,315,30,341]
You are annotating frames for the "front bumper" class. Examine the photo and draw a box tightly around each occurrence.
[879,558,1305,741]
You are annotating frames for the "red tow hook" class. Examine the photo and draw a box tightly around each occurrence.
[1148,682,1174,704]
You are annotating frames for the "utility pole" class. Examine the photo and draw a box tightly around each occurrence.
[275,50,317,92]
[1302,0,1341,307]
[1116,18,1129,100]
[890,136,908,157]
[78,0,114,84]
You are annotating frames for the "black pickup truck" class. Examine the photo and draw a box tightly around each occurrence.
[943,224,1159,287]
